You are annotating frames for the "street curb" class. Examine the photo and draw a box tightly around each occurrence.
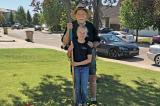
[0,33,159,72]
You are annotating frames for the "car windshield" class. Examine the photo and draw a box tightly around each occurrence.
[120,31,131,35]
[102,34,123,42]
[121,32,127,35]
[15,23,20,25]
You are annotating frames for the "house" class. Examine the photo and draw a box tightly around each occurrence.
[100,0,159,36]
[100,0,121,30]
[0,8,16,26]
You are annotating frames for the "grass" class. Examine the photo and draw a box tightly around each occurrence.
[138,37,152,44]
[0,48,160,106]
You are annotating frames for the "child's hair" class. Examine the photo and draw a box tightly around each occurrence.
[77,26,88,37]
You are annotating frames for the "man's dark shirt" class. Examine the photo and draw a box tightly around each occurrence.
[73,41,92,67]
[62,20,100,46]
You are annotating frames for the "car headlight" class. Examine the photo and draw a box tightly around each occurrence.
[119,47,128,50]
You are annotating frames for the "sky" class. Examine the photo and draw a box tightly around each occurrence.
[0,0,43,15]
[0,0,119,15]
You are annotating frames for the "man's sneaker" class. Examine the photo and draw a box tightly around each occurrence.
[89,101,98,105]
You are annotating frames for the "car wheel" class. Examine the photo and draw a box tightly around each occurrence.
[154,55,160,66]
[108,48,120,59]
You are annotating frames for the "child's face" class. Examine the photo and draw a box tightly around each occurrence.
[77,28,87,40]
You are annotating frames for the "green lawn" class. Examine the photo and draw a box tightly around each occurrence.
[0,48,160,106]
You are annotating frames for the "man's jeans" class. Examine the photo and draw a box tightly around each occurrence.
[74,66,89,104]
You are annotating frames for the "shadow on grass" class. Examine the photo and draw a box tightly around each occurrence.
[1,75,73,106]
[97,74,160,106]
[0,74,160,106]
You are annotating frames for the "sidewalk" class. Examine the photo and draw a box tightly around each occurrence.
[0,32,65,52]
[0,31,159,72]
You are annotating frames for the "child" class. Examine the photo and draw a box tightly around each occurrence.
[68,26,92,106]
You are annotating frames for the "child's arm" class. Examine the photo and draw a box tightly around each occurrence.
[73,54,92,66]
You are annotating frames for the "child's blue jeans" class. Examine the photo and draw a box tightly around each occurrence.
[74,66,89,105]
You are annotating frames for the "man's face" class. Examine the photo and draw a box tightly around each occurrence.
[75,10,87,24]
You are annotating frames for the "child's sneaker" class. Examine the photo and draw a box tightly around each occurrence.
[78,104,82,106]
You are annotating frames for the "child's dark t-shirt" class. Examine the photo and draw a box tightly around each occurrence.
[73,41,92,67]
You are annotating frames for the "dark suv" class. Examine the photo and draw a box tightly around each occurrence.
[34,25,42,31]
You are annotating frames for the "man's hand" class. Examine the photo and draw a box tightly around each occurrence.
[93,41,100,48]
[87,41,93,48]
[68,43,74,52]
[67,23,73,30]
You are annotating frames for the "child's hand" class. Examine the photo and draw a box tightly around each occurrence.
[72,62,79,67]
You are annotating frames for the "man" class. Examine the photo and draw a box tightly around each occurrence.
[62,3,100,105]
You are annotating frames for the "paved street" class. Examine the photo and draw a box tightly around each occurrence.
[2,28,160,71]
[7,28,62,48]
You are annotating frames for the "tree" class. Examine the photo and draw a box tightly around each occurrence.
[32,13,40,25]
[120,0,153,42]
[0,12,5,27]
[16,6,27,25]
[26,10,32,27]
[153,0,160,34]
[31,0,115,31]
[39,12,45,25]
[154,0,160,15]
[93,0,101,29]
[9,12,15,25]
[42,0,67,31]
[59,10,67,30]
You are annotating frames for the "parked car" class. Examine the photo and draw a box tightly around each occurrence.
[152,35,160,44]
[34,25,42,31]
[147,44,160,66]
[11,23,23,29]
[107,31,135,43]
[99,27,113,33]
[41,24,49,31]
[97,34,139,59]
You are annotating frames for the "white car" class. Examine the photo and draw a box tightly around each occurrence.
[107,31,135,43]
[147,44,160,66]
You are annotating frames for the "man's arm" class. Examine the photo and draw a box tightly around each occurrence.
[62,23,73,45]
[62,29,70,45]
